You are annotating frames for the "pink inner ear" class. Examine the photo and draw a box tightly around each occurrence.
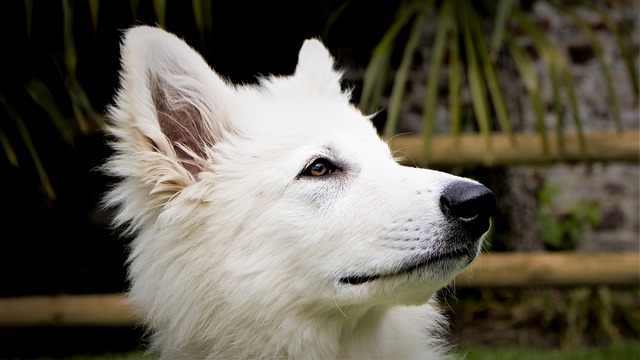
[151,76,209,177]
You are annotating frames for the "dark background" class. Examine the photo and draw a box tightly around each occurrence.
[0,0,404,298]
[0,2,402,356]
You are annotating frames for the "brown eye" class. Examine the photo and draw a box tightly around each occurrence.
[302,158,337,177]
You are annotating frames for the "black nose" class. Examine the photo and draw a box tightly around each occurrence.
[440,181,496,236]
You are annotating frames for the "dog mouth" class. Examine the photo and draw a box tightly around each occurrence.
[338,249,475,286]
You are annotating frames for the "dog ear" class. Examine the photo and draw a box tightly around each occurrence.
[294,39,344,98]
[109,26,234,185]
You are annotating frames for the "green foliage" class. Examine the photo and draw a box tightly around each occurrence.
[62,342,640,360]
[2,0,215,199]
[3,0,107,199]
[461,341,640,360]
[448,287,639,353]
[4,1,638,198]
[0,96,55,198]
[358,0,638,164]
[537,185,601,251]
[67,351,156,360]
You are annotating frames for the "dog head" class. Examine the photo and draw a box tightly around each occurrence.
[106,26,495,322]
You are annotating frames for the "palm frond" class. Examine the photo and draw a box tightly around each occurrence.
[592,1,639,97]
[153,0,167,27]
[512,7,587,157]
[490,0,513,59]
[25,79,75,145]
[0,127,18,168]
[89,0,100,33]
[359,0,635,162]
[360,2,420,114]
[505,33,549,157]
[62,0,77,80]
[448,15,462,146]
[549,1,621,132]
[0,96,55,199]
[25,0,34,38]
[385,0,434,139]
[420,1,450,162]
[467,2,514,144]
[321,0,354,39]
[193,0,214,45]
[129,0,140,19]
[460,2,492,158]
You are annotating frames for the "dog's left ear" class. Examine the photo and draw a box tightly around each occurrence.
[294,39,344,98]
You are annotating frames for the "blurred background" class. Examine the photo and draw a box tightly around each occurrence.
[0,0,638,359]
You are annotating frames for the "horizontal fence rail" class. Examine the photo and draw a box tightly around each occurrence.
[452,252,639,287]
[0,253,638,328]
[389,131,640,167]
[0,294,137,327]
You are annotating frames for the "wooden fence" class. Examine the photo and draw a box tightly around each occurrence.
[1,131,637,328]
[0,252,637,328]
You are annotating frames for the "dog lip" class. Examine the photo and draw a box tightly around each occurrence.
[339,274,382,285]
[339,249,473,286]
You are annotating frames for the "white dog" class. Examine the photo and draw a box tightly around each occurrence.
[105,26,495,359]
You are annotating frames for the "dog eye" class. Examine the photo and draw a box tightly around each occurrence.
[302,158,337,177]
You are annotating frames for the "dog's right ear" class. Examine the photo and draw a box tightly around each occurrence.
[108,26,234,191]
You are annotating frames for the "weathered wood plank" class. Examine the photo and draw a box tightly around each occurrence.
[0,294,138,327]
[389,131,640,167]
[454,252,640,287]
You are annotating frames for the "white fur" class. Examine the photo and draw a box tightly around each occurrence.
[105,26,486,359]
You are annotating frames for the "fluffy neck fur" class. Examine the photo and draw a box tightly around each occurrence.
[119,197,450,359]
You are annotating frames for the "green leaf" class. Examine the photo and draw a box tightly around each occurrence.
[585,2,639,98]
[25,79,75,145]
[129,0,140,19]
[548,62,564,158]
[67,80,104,134]
[448,14,462,145]
[360,55,391,115]
[0,127,19,167]
[550,1,621,132]
[505,33,549,157]
[489,0,512,59]
[322,0,354,40]
[193,0,213,44]
[153,0,167,27]
[193,0,204,36]
[460,2,491,156]
[560,66,587,160]
[25,0,34,38]
[419,1,449,159]
[504,33,537,90]
[359,2,420,113]
[512,8,568,158]
[62,0,77,81]
[531,85,549,157]
[468,3,514,144]
[385,0,434,139]
[89,0,100,33]
[0,96,56,199]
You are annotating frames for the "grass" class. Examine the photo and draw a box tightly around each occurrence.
[58,342,640,360]
[65,351,155,360]
[459,341,640,360]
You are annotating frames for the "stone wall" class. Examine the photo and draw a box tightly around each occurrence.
[529,2,639,252]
